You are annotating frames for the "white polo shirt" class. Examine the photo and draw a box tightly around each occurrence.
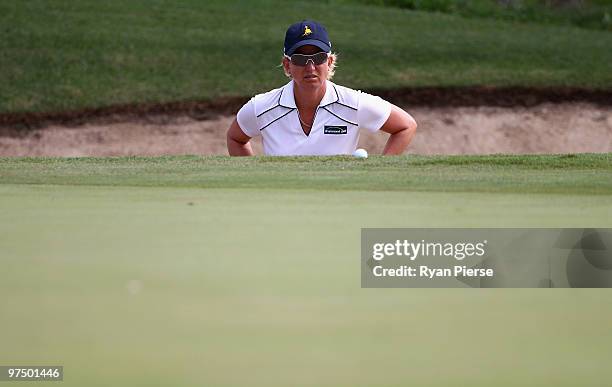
[236,80,392,155]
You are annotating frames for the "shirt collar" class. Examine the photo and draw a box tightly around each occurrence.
[279,80,339,109]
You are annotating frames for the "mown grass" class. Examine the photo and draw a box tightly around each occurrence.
[1,153,611,194]
[337,0,612,31]
[1,155,612,386]
[2,153,612,386]
[1,0,611,114]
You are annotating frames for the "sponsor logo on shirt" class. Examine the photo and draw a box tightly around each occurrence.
[324,125,347,135]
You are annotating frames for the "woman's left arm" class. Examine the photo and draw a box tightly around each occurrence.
[379,104,417,155]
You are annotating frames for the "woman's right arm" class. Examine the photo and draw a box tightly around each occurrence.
[226,118,254,156]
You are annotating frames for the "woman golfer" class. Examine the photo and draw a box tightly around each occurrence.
[227,20,417,156]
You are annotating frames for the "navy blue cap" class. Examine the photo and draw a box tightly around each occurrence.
[284,20,332,56]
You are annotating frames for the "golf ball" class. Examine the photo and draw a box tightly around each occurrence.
[353,148,368,158]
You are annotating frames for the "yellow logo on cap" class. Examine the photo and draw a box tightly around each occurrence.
[303,25,312,36]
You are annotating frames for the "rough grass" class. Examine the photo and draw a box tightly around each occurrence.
[1,153,611,194]
[1,0,611,114]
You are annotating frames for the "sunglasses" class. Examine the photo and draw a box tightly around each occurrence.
[285,52,329,66]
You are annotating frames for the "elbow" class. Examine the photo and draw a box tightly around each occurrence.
[402,116,417,147]
[226,130,252,157]
[400,116,417,140]
[226,130,239,156]
[405,117,417,144]
[225,130,233,150]
[408,116,417,134]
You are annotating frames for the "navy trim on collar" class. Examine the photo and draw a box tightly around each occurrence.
[257,88,287,118]
[321,106,357,126]
[257,103,281,118]
[260,108,296,131]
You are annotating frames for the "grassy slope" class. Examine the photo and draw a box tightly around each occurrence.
[338,0,612,31]
[1,154,611,194]
[1,156,612,386]
[1,0,611,114]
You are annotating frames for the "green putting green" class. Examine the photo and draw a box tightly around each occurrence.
[1,155,611,386]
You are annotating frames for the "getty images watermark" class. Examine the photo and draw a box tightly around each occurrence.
[361,228,612,288]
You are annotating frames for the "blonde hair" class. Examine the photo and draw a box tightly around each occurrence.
[281,52,338,80]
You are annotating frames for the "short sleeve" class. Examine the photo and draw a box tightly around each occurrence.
[236,98,261,138]
[357,92,392,133]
